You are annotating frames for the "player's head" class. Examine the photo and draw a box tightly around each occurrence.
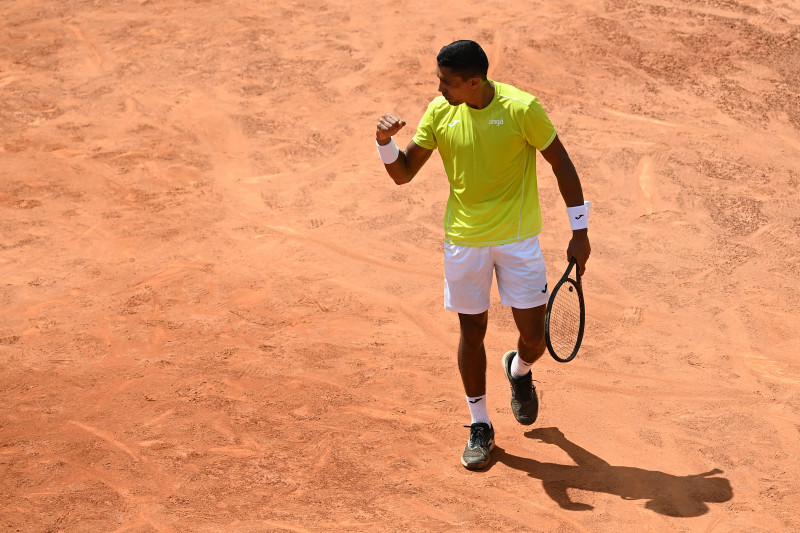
[437,40,489,80]
[435,40,489,106]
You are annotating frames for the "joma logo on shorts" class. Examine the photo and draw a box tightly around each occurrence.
[488,119,504,126]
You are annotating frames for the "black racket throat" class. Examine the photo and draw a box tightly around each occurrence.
[564,257,581,282]
[544,258,586,363]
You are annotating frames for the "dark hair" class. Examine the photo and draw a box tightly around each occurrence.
[437,40,489,80]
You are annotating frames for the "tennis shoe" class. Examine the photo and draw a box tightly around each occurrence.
[502,350,539,425]
[461,423,495,470]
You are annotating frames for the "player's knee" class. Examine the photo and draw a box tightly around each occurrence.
[459,313,488,345]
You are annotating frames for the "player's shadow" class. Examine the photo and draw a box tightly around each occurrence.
[492,427,732,517]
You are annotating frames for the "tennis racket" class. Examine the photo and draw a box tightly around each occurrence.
[544,257,585,363]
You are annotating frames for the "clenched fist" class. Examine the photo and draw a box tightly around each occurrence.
[376,114,406,145]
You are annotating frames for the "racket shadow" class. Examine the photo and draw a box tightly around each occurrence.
[492,427,733,517]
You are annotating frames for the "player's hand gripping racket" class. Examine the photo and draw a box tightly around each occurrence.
[544,258,585,363]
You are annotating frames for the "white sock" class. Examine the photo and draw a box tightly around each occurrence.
[510,352,533,378]
[466,395,491,426]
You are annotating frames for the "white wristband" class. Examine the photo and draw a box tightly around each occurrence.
[376,138,400,164]
[567,201,591,230]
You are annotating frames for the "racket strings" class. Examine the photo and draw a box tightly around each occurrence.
[548,283,582,357]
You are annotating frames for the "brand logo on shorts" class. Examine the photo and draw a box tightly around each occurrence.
[541,283,548,294]
[448,120,461,127]
[488,119,504,126]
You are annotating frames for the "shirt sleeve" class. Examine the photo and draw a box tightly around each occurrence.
[521,97,557,151]
[412,100,438,150]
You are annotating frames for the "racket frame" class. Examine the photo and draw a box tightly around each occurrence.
[544,257,585,363]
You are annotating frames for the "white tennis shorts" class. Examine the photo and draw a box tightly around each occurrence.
[444,236,550,314]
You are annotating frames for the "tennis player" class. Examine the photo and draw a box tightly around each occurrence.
[376,40,591,470]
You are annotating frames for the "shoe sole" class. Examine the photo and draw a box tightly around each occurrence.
[502,350,537,426]
[460,440,495,470]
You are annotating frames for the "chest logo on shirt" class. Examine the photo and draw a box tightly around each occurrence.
[448,120,461,127]
[488,119,504,126]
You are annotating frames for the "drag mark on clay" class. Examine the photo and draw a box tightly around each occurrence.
[142,408,175,427]
[345,405,438,426]
[206,446,263,457]
[69,420,143,462]
[739,351,800,385]
[637,156,656,215]
[0,76,20,89]
[603,108,678,128]
[265,225,439,279]
[238,521,314,533]
[66,24,105,72]
[777,134,800,152]
[139,506,177,533]
[132,262,208,289]
[312,444,332,475]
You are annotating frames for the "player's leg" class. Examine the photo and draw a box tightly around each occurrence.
[444,241,493,401]
[457,311,489,397]
[493,237,549,425]
[444,242,495,469]
[457,313,495,470]
[511,304,547,365]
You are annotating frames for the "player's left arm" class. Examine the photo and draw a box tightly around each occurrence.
[540,135,591,274]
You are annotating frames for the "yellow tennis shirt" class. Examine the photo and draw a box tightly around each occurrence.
[412,81,557,246]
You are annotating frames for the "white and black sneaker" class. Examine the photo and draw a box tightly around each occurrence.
[461,423,495,470]
[502,350,539,425]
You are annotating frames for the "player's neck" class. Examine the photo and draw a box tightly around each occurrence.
[466,79,495,110]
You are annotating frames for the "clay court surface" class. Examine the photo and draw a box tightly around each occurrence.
[2,0,799,531]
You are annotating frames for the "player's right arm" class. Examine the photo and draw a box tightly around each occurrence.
[376,113,433,185]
